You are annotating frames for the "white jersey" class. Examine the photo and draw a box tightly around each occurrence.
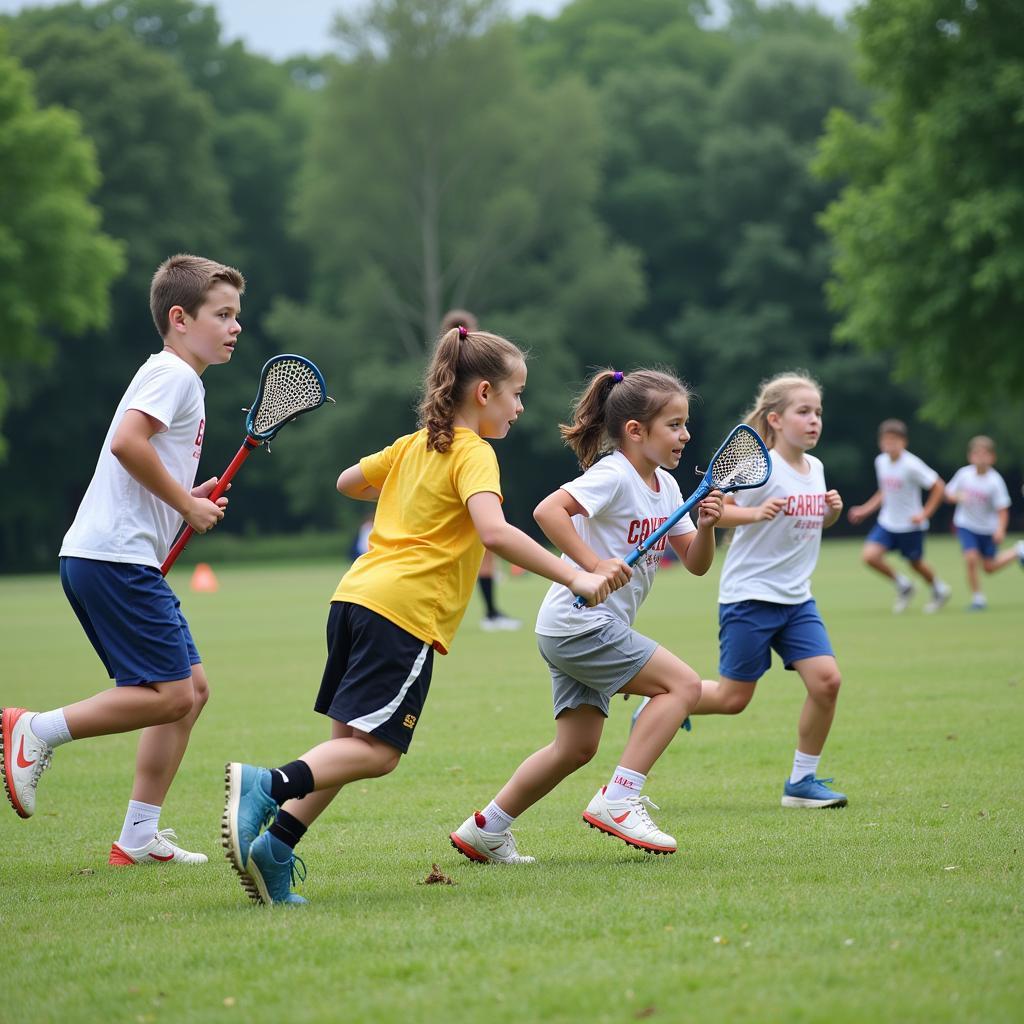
[718,450,828,606]
[535,450,696,636]
[875,450,939,533]
[946,465,1011,535]
[60,351,206,569]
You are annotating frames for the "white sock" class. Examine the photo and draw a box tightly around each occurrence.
[894,573,911,590]
[30,709,73,748]
[790,750,821,785]
[606,765,646,802]
[479,800,514,834]
[118,800,161,849]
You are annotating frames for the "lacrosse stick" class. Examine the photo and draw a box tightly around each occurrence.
[161,354,332,575]
[573,423,771,607]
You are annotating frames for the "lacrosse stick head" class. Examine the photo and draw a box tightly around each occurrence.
[706,424,772,493]
[245,354,329,443]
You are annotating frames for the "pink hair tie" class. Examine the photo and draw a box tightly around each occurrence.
[457,325,468,339]
[612,371,624,382]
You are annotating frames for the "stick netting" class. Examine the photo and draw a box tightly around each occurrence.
[251,358,325,436]
[710,428,770,490]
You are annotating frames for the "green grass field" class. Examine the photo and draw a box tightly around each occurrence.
[1,537,1021,1023]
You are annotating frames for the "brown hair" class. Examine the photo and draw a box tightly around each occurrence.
[439,308,480,334]
[150,254,245,338]
[418,326,525,453]
[745,370,822,449]
[968,434,996,455]
[560,368,689,470]
[878,418,908,439]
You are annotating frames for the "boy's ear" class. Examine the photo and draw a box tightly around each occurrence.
[167,304,188,334]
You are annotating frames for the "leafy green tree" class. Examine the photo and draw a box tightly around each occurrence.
[817,0,1024,422]
[276,0,645,531]
[0,41,122,457]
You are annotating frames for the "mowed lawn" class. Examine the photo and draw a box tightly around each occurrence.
[0,537,1021,1024]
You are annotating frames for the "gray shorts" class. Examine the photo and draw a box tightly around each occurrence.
[537,619,658,718]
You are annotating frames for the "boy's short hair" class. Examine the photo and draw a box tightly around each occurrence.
[878,418,908,439]
[150,254,245,339]
[968,434,996,454]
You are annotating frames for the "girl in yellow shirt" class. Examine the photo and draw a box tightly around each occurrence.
[221,324,624,905]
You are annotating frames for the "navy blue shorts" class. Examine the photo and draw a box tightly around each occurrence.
[718,599,834,683]
[955,527,996,559]
[60,556,200,686]
[867,523,925,561]
[314,601,433,754]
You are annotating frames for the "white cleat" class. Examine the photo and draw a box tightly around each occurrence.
[450,813,535,864]
[480,615,523,632]
[892,580,915,614]
[109,828,209,866]
[582,787,676,854]
[0,708,53,819]
[923,580,952,614]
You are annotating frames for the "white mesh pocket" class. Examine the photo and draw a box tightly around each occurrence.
[251,358,326,437]
[710,428,770,490]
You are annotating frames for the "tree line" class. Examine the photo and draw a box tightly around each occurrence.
[1,0,1021,572]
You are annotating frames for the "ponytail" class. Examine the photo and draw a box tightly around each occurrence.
[561,367,688,470]
[419,325,525,453]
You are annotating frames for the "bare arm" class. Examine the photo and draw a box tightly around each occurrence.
[848,489,882,525]
[823,489,843,529]
[468,491,619,606]
[337,464,381,501]
[718,495,788,529]
[665,491,723,575]
[994,507,1008,544]
[110,409,224,534]
[914,478,945,523]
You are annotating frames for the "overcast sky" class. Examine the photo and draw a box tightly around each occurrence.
[0,0,856,61]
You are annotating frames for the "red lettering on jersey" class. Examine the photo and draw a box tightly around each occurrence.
[627,520,641,545]
[194,418,206,447]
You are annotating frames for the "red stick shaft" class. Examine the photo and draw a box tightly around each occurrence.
[160,436,261,576]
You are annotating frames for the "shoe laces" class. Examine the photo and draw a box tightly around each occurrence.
[289,853,307,888]
[31,748,52,785]
[153,827,182,850]
[628,794,660,825]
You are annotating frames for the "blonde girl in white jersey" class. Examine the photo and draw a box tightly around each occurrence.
[691,371,848,808]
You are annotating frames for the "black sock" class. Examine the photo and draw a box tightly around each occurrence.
[267,759,315,804]
[478,576,498,617]
[269,809,308,850]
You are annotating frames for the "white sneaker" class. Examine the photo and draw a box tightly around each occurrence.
[480,615,522,632]
[1016,540,1024,567]
[968,593,988,611]
[892,579,915,614]
[109,828,208,866]
[582,787,676,854]
[450,813,535,864]
[0,708,53,819]
[923,580,952,614]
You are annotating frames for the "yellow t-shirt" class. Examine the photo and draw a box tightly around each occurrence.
[333,427,502,654]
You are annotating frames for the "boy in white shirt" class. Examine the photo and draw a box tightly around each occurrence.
[848,419,951,613]
[1,254,242,865]
[945,436,1024,610]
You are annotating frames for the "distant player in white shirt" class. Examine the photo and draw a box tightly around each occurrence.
[451,368,723,863]
[1,254,243,867]
[689,371,847,809]
[848,419,951,613]
[944,436,1024,610]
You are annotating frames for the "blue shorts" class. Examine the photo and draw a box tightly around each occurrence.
[314,601,434,754]
[60,557,200,686]
[955,527,996,558]
[867,523,925,561]
[718,599,834,683]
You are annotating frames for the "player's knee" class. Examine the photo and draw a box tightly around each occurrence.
[160,685,195,722]
[814,668,842,704]
[565,742,599,770]
[370,745,401,777]
[673,668,701,707]
[721,688,753,714]
[191,678,210,714]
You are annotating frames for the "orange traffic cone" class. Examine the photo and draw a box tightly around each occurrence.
[190,562,219,593]
[509,564,525,577]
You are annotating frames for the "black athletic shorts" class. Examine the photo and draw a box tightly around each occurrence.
[314,601,434,753]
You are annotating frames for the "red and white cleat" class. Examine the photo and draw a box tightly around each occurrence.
[582,786,677,854]
[0,708,53,819]
[109,828,208,866]
[450,812,535,864]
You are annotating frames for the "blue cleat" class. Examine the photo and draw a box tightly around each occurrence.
[247,831,308,906]
[629,695,691,733]
[222,762,278,901]
[781,774,847,809]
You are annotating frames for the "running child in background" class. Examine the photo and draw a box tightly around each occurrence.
[440,309,521,631]
[222,325,619,905]
[944,436,1024,611]
[1,254,243,865]
[682,371,848,809]
[450,368,722,864]
[848,419,951,613]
